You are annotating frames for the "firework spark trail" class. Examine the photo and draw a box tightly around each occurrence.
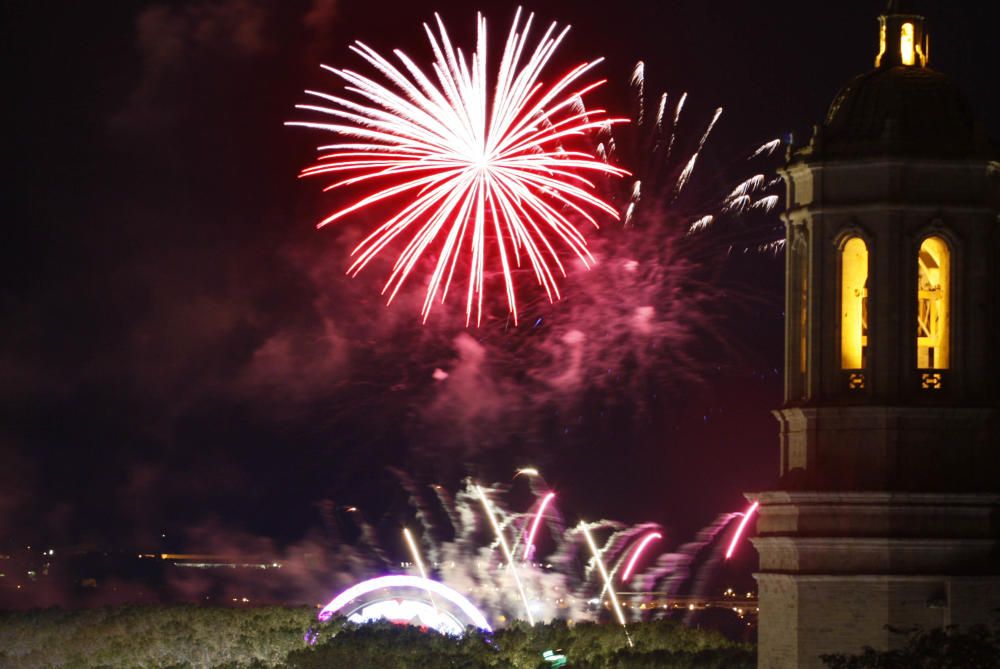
[430,484,461,537]
[336,480,761,627]
[508,468,545,557]
[758,238,786,254]
[431,479,583,623]
[391,467,442,562]
[524,468,555,498]
[665,92,687,161]
[688,214,714,234]
[596,522,646,578]
[635,512,739,595]
[396,68,785,464]
[523,492,556,560]
[677,504,759,625]
[655,93,668,132]
[581,523,633,647]
[631,61,645,125]
[536,515,609,584]
[749,138,783,159]
[403,527,432,582]
[344,506,391,567]
[606,63,782,237]
[621,531,663,582]
[674,106,723,196]
[724,195,752,214]
[596,522,661,596]
[453,481,493,545]
[289,10,629,324]
[285,53,787,615]
[476,484,535,625]
[724,501,759,559]
[672,503,758,625]
[403,527,440,613]
[514,467,557,502]
[753,194,780,213]
[577,519,626,583]
[726,174,766,200]
[526,476,571,560]
[510,468,568,561]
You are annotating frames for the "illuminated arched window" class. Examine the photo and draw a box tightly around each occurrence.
[900,22,916,66]
[876,21,887,67]
[917,236,950,370]
[840,237,869,370]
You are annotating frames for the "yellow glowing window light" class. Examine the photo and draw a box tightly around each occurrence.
[840,237,869,369]
[900,22,915,66]
[876,22,887,67]
[917,237,950,369]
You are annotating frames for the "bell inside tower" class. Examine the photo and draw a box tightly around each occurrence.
[917,236,950,371]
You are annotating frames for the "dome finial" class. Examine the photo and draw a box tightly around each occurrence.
[876,2,928,68]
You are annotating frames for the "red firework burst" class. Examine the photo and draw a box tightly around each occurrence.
[288,9,628,324]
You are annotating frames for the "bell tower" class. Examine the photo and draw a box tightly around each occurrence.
[750,3,1000,667]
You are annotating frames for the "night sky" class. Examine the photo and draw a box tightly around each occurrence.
[2,0,998,562]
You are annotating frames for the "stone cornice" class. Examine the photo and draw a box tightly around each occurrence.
[753,572,1000,582]
[746,491,1000,506]
[783,204,997,220]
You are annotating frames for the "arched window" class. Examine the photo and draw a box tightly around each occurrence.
[900,22,916,66]
[875,21,887,67]
[840,236,869,371]
[917,236,950,370]
[799,257,808,376]
[789,234,810,399]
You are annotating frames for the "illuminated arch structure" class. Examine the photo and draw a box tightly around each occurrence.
[318,575,492,636]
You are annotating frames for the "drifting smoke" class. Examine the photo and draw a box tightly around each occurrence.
[396,64,785,458]
[222,60,787,474]
[1,7,783,598]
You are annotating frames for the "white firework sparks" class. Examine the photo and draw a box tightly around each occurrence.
[289,10,629,325]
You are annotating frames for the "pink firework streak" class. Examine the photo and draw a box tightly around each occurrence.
[620,531,662,582]
[288,9,628,325]
[724,501,759,560]
[523,492,556,560]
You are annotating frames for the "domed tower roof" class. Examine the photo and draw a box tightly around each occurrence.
[821,66,982,158]
[803,3,994,160]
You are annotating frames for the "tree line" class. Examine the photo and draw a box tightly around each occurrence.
[3,605,995,668]
[0,606,752,669]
